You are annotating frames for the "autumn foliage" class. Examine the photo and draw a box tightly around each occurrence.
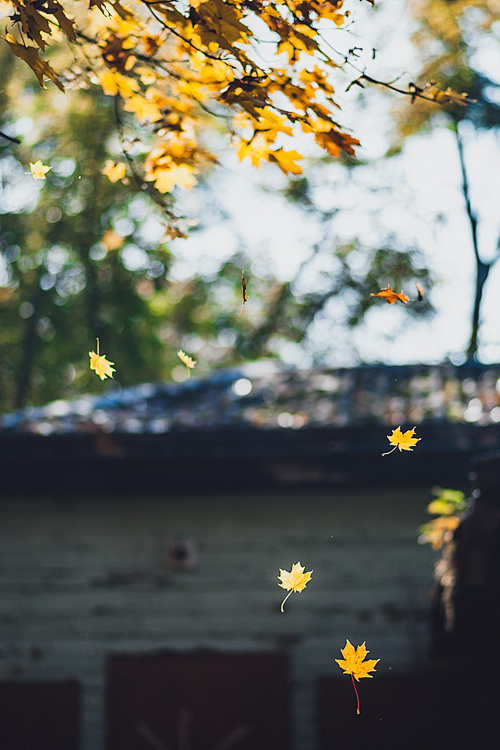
[1,0,470,222]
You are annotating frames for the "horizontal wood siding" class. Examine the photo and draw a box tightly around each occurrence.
[0,489,435,750]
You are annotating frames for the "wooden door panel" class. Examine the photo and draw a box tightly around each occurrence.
[107,651,289,750]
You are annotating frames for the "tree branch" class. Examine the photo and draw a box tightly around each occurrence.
[455,124,480,266]
[455,124,493,360]
[0,130,21,144]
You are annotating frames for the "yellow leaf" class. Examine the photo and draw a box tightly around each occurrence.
[30,160,51,180]
[177,349,196,378]
[336,640,379,682]
[269,148,304,175]
[382,426,421,456]
[123,94,162,124]
[336,640,379,714]
[146,163,199,194]
[277,561,312,612]
[98,70,139,97]
[427,500,456,516]
[254,106,293,137]
[102,160,127,183]
[89,339,116,380]
[236,133,270,167]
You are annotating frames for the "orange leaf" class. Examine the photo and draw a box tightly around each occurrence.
[370,284,409,304]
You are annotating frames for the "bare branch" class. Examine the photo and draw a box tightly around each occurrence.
[0,130,21,144]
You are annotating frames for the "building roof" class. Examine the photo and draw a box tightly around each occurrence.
[3,362,500,435]
[1,363,500,495]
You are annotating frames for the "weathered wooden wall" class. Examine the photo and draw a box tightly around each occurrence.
[0,489,435,750]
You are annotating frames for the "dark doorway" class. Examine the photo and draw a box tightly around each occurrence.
[318,675,476,750]
[106,650,289,750]
[0,680,81,750]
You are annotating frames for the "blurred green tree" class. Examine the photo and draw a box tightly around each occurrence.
[0,43,433,413]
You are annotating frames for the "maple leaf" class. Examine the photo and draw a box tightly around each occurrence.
[177,349,196,378]
[98,70,139,98]
[89,338,116,380]
[370,284,410,304]
[30,160,51,180]
[336,640,379,714]
[236,270,248,320]
[382,426,421,456]
[277,561,312,612]
[269,148,304,175]
[123,94,163,124]
[145,163,199,194]
[5,33,65,91]
[102,160,126,183]
[237,133,270,168]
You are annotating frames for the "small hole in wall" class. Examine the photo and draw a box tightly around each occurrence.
[164,538,197,571]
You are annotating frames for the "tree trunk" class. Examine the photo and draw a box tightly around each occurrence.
[455,125,497,360]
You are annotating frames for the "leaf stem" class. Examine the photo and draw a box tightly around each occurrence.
[97,337,99,356]
[381,445,397,457]
[351,673,360,715]
[280,590,293,613]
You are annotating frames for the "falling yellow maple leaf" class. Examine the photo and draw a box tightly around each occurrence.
[89,338,116,380]
[30,160,51,180]
[277,561,312,612]
[102,160,127,183]
[336,640,379,714]
[177,349,196,378]
[382,426,421,456]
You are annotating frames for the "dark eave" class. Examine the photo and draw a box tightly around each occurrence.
[2,421,499,496]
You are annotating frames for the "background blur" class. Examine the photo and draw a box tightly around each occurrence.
[1,0,500,748]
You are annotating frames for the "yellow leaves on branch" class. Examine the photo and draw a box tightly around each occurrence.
[419,487,467,549]
[30,160,51,179]
[177,350,197,378]
[420,515,460,549]
[2,0,470,209]
[277,562,312,612]
[89,339,116,380]
[336,640,379,714]
[382,426,421,456]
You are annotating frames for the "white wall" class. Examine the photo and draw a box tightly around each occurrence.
[0,488,435,750]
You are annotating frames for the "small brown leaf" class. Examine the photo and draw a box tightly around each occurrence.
[236,270,248,320]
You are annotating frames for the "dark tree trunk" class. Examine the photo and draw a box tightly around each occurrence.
[15,287,43,409]
[455,125,498,360]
